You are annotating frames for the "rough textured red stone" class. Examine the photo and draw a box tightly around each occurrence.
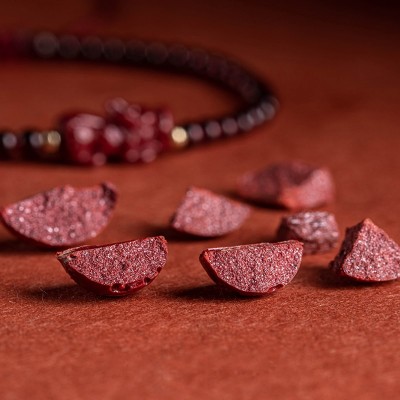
[277,211,339,254]
[56,236,168,297]
[199,241,303,296]
[329,218,400,282]
[237,160,335,210]
[0,182,117,247]
[170,187,251,237]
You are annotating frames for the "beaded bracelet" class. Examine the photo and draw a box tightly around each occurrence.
[0,31,278,166]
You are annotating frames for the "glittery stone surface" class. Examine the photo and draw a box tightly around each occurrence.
[237,160,335,210]
[57,236,168,296]
[330,218,400,282]
[0,182,117,247]
[277,211,339,254]
[171,187,251,237]
[200,241,303,296]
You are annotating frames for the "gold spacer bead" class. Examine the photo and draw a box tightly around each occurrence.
[41,130,62,154]
[170,126,189,149]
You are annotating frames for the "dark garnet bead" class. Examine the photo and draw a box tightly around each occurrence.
[167,45,188,67]
[237,112,255,132]
[103,39,125,62]
[221,117,238,136]
[32,32,59,59]
[22,129,40,159]
[20,129,62,161]
[0,131,25,159]
[81,36,103,60]
[187,124,205,143]
[145,43,168,65]
[125,40,146,63]
[58,34,81,59]
[204,120,222,139]
[58,112,105,165]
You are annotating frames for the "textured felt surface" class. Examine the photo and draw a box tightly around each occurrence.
[1,1,400,399]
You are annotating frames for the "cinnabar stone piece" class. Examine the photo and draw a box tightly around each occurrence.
[171,187,250,237]
[0,183,117,247]
[199,241,303,296]
[59,112,106,166]
[330,219,400,282]
[237,161,335,210]
[57,236,168,297]
[277,211,339,254]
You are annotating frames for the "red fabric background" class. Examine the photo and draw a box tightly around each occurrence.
[1,1,400,399]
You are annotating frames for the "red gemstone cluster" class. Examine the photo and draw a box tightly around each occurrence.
[59,98,174,165]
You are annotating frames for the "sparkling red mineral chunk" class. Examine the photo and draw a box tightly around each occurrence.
[237,160,335,210]
[0,182,117,247]
[199,241,303,296]
[170,187,251,237]
[277,211,339,254]
[57,236,168,297]
[329,218,400,282]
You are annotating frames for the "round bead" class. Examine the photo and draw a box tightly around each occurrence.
[125,40,146,63]
[261,98,278,120]
[168,45,188,67]
[221,118,238,136]
[187,124,204,143]
[145,43,168,65]
[0,131,24,159]
[24,130,62,159]
[237,112,255,132]
[81,36,103,60]
[205,120,222,139]
[103,39,125,62]
[188,49,209,72]
[32,32,59,59]
[249,107,266,126]
[170,126,189,148]
[58,35,81,59]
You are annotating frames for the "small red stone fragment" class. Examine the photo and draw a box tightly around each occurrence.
[237,161,335,210]
[277,211,339,254]
[329,219,400,282]
[0,182,117,248]
[170,187,250,237]
[57,236,168,297]
[199,241,303,296]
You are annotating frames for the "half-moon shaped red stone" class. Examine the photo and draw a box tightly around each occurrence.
[199,241,303,296]
[0,182,117,247]
[57,236,168,297]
